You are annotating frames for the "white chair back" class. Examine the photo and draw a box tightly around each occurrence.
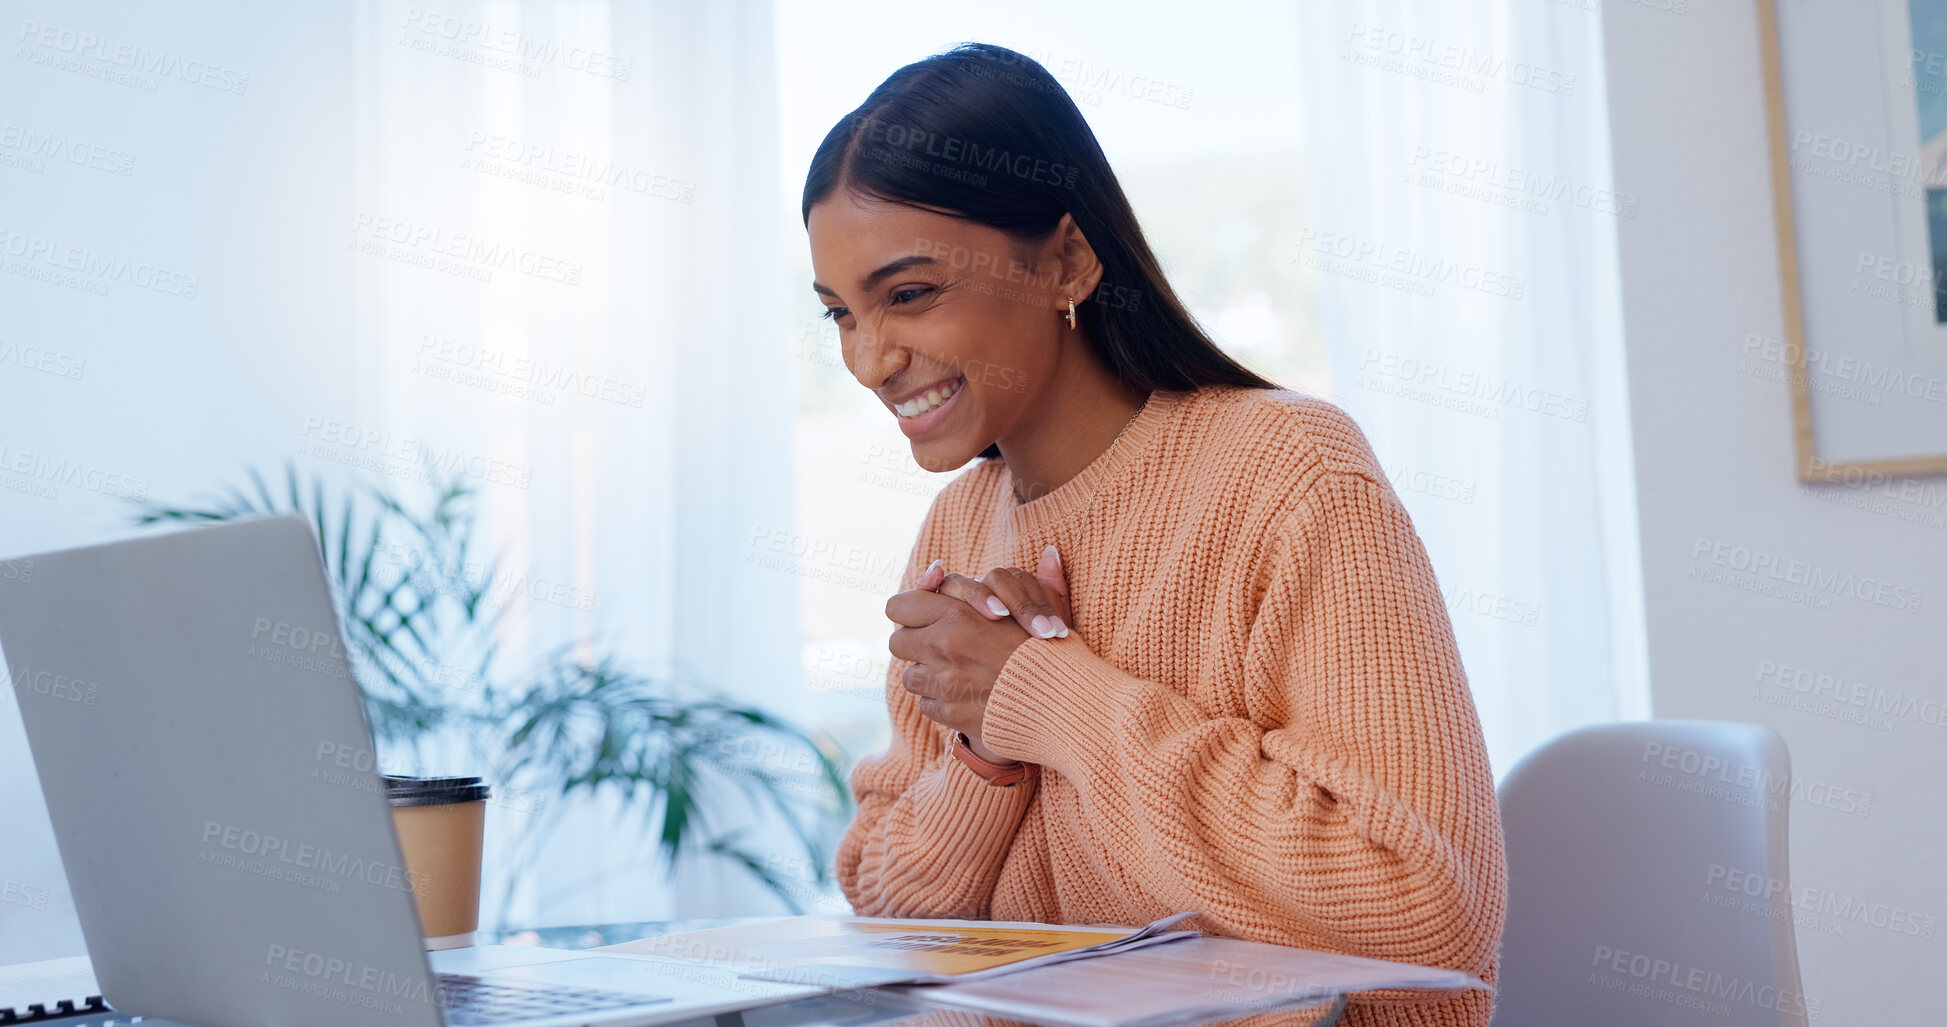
[1493,720,1810,1026]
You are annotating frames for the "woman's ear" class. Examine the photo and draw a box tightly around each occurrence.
[1051,213,1105,304]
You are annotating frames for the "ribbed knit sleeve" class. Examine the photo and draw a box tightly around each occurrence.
[833,524,1039,920]
[979,469,1505,985]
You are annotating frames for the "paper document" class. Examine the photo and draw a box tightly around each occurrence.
[599,912,1200,988]
[0,954,101,1016]
[898,935,1491,1027]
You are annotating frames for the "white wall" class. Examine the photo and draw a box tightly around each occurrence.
[1604,1,1947,1020]
[0,0,356,964]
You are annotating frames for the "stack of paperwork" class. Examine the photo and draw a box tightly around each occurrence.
[596,915,1489,1027]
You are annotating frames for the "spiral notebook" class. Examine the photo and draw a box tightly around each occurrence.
[0,955,108,1023]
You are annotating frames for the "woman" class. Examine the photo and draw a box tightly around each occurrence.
[802,43,1505,1027]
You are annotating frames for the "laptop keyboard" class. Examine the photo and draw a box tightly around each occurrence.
[435,973,668,1025]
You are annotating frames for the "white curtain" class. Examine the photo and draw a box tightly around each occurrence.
[0,0,806,964]
[344,0,800,927]
[1295,1,1651,777]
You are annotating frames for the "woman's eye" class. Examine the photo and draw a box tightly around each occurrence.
[819,287,929,321]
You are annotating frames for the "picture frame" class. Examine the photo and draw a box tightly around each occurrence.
[1758,0,1947,479]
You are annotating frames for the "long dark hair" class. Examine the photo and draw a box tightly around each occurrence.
[802,42,1281,459]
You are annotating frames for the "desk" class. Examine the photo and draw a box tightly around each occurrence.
[477,919,1349,1027]
[18,921,1347,1027]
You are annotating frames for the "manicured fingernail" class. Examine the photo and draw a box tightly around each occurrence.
[925,559,943,579]
[986,596,1010,617]
[1032,615,1055,638]
[1054,619,1069,638]
[1043,545,1060,567]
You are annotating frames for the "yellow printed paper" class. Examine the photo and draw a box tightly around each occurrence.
[767,921,1138,975]
[615,914,1178,980]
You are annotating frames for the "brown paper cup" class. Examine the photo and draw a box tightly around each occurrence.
[384,776,488,950]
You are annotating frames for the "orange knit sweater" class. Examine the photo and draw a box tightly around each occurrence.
[836,385,1507,1027]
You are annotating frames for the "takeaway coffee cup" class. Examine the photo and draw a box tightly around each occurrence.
[384,775,490,950]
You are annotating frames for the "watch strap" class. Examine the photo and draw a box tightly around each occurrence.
[949,732,1039,787]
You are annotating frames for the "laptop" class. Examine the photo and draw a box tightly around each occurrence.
[0,514,826,1027]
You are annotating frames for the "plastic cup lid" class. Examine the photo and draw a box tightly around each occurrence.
[382,775,491,807]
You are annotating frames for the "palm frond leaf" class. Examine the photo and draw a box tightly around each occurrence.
[131,465,847,912]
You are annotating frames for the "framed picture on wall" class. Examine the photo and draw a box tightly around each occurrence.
[1760,0,1947,479]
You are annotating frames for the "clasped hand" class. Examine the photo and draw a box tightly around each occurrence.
[885,545,1075,763]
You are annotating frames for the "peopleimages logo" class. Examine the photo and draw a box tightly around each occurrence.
[1297,229,1529,299]
[263,943,429,1016]
[8,664,100,705]
[1355,349,1585,421]
[744,526,902,596]
[860,116,1080,189]
[349,213,583,286]
[1407,145,1638,217]
[1742,332,1947,405]
[1589,945,1819,1020]
[400,8,632,80]
[1342,22,1576,95]
[1639,741,1873,817]
[252,618,351,659]
[460,132,692,203]
[1755,659,1947,732]
[14,19,251,94]
[0,339,87,380]
[1705,864,1936,939]
[413,334,649,408]
[1688,537,1924,614]
[200,821,428,895]
[299,415,533,490]
[0,122,136,176]
[0,227,200,298]
[1,878,51,911]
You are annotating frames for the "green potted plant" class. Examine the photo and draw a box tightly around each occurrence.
[131,462,850,922]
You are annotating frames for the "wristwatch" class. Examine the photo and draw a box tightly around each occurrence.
[949,732,1040,787]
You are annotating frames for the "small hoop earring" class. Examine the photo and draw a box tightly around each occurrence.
[1065,297,1077,330]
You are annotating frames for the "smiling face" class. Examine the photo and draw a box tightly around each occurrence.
[808,189,1098,473]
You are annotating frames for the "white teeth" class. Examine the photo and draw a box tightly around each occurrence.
[897,377,961,418]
